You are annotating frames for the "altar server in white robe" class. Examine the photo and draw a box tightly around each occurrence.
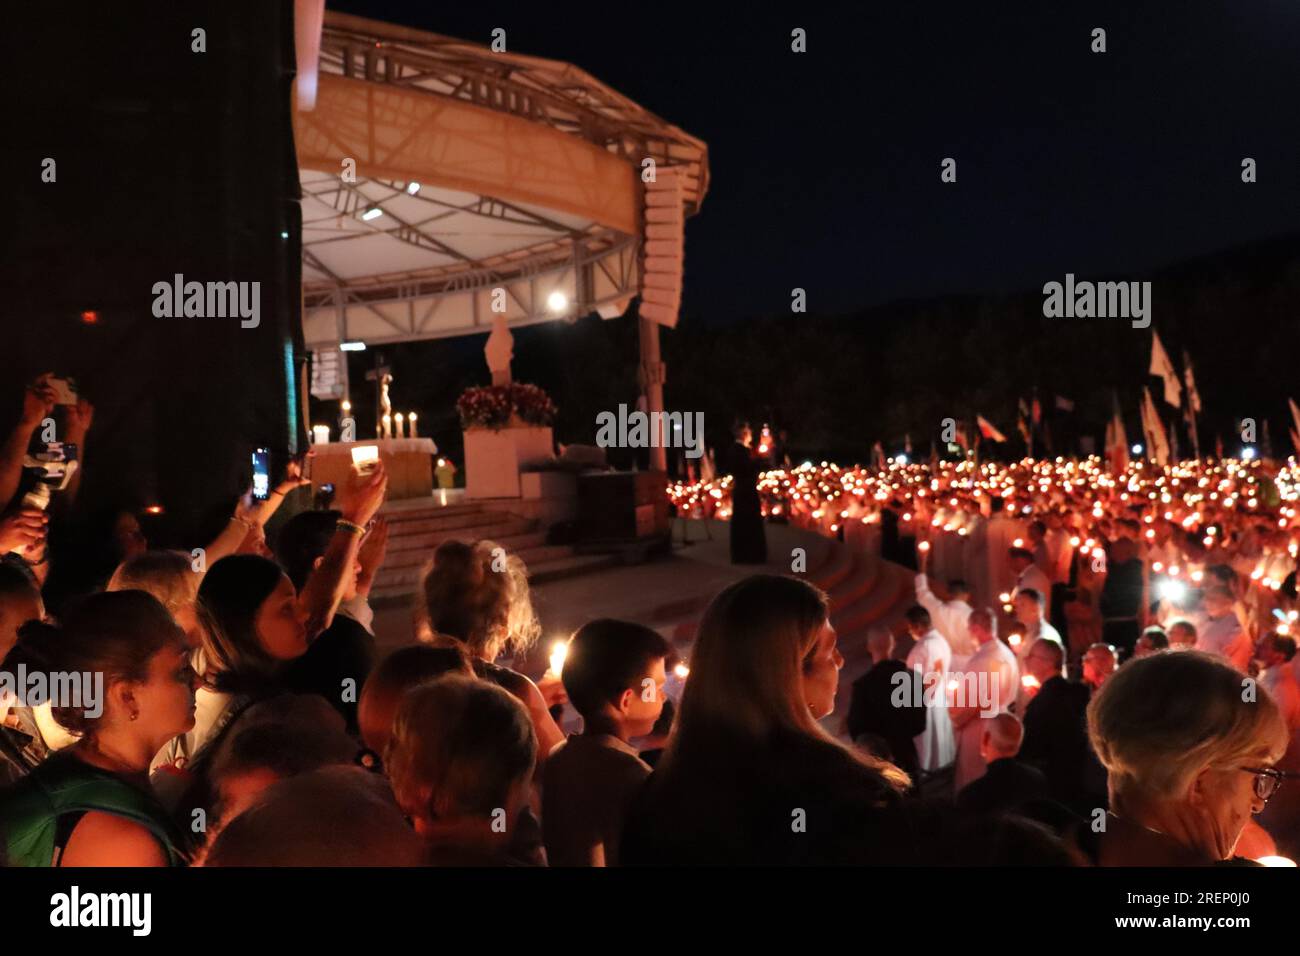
[913,550,975,668]
[904,605,955,772]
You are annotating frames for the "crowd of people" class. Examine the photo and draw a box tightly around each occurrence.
[0,373,1295,866]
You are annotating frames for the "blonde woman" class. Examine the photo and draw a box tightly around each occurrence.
[621,574,909,865]
[418,540,563,758]
[108,550,202,647]
[1082,650,1290,865]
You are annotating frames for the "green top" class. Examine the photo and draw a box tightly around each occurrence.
[0,752,185,867]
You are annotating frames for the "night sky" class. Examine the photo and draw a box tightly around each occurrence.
[332,0,1300,323]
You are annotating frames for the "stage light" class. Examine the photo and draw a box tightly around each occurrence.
[547,290,569,313]
[340,341,366,351]
[361,206,384,221]
[406,181,421,195]
[1157,578,1186,603]
[1242,447,1257,460]
[80,310,100,325]
[145,505,164,515]
[1132,444,1143,454]
[279,231,289,239]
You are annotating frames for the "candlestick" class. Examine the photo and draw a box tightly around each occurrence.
[382,413,392,439]
[409,412,418,437]
[395,412,405,439]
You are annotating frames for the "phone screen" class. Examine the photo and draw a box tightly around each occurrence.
[252,448,271,500]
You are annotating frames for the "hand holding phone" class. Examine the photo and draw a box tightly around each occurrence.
[252,448,271,501]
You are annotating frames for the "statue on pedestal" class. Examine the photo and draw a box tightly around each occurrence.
[378,372,393,438]
[485,314,514,386]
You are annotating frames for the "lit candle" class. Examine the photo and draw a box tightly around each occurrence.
[548,640,569,678]
[382,413,392,439]
[312,424,330,445]
[408,412,418,437]
[395,412,405,439]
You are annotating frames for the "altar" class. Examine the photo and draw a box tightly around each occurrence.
[308,438,436,500]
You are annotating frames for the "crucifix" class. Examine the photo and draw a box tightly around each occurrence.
[364,354,392,439]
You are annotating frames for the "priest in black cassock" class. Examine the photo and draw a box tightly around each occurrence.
[725,422,767,564]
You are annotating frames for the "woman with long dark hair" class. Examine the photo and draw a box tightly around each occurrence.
[621,574,908,864]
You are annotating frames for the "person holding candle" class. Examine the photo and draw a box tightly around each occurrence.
[542,619,669,866]
[417,539,564,759]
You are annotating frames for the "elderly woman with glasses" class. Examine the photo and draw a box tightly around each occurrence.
[1080,650,1290,865]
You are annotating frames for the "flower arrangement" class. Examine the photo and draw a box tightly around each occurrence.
[457,383,557,431]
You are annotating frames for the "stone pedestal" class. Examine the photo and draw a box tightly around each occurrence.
[463,425,555,499]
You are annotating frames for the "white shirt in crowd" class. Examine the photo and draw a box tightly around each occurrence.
[951,636,1019,792]
[1262,665,1300,735]
[1013,564,1053,603]
[1196,612,1249,669]
[906,628,955,772]
[914,573,975,662]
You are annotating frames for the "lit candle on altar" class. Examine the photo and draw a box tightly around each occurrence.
[917,541,931,554]
[408,412,418,437]
[312,424,330,445]
[395,413,405,439]
[382,413,392,439]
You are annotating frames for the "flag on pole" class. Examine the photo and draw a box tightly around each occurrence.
[1106,391,1130,470]
[1183,351,1202,414]
[1031,392,1042,425]
[977,414,1008,443]
[1141,387,1170,465]
[1150,332,1182,407]
[1017,400,1031,444]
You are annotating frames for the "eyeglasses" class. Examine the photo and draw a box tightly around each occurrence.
[1240,766,1300,804]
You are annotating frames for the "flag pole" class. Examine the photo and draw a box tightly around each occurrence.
[1182,349,1202,460]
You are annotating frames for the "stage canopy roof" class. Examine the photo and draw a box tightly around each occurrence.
[294,11,709,351]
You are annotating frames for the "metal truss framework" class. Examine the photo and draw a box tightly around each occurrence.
[299,12,709,347]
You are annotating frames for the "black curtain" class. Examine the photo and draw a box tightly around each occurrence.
[0,0,303,548]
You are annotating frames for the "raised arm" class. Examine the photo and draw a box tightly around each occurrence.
[0,377,56,509]
[298,462,388,640]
